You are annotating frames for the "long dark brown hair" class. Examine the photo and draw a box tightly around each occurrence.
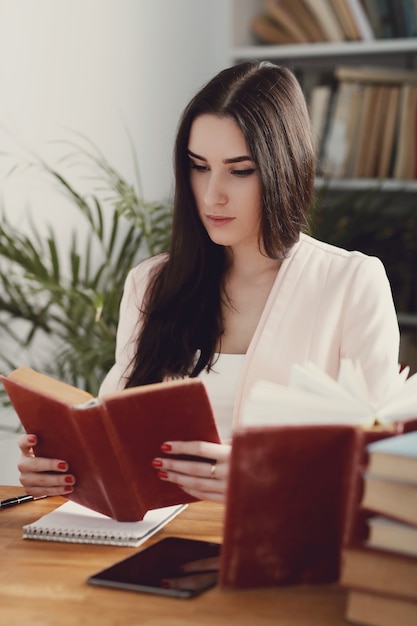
[125,61,315,387]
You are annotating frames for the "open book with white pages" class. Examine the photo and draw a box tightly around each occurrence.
[241,359,417,427]
[23,501,187,547]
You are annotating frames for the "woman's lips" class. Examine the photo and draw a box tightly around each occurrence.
[206,215,235,227]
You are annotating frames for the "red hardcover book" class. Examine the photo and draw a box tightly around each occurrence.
[219,419,417,589]
[1,367,220,521]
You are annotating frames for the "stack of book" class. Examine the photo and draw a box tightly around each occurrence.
[341,431,417,626]
[310,65,417,181]
[250,0,415,45]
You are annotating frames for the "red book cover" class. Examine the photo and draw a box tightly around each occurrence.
[1,367,220,521]
[219,424,362,588]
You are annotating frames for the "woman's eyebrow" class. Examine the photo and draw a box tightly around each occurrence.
[188,149,207,161]
[187,149,253,164]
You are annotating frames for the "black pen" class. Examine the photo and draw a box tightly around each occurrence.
[0,494,46,509]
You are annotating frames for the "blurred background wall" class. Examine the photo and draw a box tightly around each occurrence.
[0,0,229,234]
[0,0,230,467]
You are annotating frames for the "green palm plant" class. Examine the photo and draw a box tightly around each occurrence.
[0,139,172,398]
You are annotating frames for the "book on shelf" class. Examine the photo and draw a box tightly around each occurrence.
[330,0,362,40]
[218,360,417,589]
[366,516,417,557]
[346,589,417,626]
[289,0,328,42]
[309,84,333,158]
[263,0,310,43]
[393,84,417,180]
[337,82,365,178]
[321,81,362,177]
[362,0,385,38]
[302,0,346,41]
[377,85,401,178]
[334,65,417,85]
[251,0,327,44]
[351,84,383,177]
[345,0,375,39]
[360,84,391,178]
[341,545,417,601]
[22,500,186,547]
[0,367,220,522]
[251,13,295,45]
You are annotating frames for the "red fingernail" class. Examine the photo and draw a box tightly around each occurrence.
[58,462,67,471]
[160,443,172,452]
[64,486,73,492]
[152,459,163,468]
[65,476,74,484]
[157,470,169,479]
[28,436,36,445]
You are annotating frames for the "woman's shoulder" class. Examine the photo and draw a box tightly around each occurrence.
[122,253,168,303]
[297,233,384,270]
[127,252,168,282]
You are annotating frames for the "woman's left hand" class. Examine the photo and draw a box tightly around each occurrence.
[152,441,231,503]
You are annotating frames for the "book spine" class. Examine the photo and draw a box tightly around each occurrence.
[303,0,346,40]
[346,0,375,39]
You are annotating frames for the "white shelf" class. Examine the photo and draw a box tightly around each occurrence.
[315,178,417,193]
[232,38,417,62]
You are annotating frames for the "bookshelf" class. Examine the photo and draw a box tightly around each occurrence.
[228,0,417,187]
[228,0,417,372]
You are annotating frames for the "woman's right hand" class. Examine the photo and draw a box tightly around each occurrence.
[18,434,75,497]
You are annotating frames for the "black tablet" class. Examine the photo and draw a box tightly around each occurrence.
[87,537,221,598]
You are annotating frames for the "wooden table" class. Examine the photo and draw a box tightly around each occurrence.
[0,486,349,625]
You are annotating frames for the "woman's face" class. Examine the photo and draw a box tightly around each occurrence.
[188,114,263,253]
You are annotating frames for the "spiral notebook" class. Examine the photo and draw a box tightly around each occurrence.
[23,500,187,547]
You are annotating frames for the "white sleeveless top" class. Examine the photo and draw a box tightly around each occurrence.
[198,353,245,442]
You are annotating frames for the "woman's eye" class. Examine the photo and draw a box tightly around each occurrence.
[190,162,208,172]
[232,168,256,177]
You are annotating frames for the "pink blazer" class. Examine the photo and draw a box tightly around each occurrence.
[99,234,401,427]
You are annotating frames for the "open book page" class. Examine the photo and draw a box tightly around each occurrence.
[377,371,417,423]
[23,501,187,547]
[241,359,417,428]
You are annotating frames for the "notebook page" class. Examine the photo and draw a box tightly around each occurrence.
[23,500,187,547]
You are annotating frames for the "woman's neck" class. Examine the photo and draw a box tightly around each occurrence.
[225,244,281,281]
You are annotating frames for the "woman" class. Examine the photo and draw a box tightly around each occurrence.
[18,61,400,503]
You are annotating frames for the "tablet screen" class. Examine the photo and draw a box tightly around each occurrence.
[88,537,221,598]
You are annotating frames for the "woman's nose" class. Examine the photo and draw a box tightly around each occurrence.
[204,172,227,206]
